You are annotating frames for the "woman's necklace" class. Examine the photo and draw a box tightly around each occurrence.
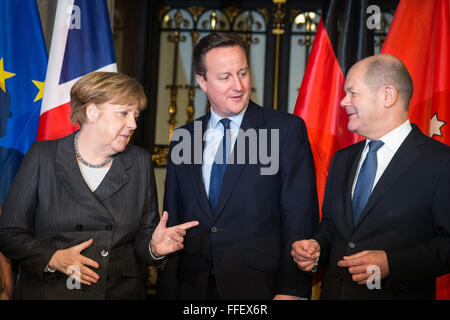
[74,131,112,168]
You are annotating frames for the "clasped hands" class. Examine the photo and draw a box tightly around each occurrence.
[48,211,198,286]
[291,240,389,285]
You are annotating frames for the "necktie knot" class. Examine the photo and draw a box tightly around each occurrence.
[368,140,384,153]
[220,118,231,130]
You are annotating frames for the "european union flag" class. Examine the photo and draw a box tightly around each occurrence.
[0,0,47,205]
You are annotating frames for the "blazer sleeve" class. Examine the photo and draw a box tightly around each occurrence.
[385,157,450,287]
[277,116,319,298]
[0,142,58,280]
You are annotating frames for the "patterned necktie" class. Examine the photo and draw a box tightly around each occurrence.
[209,118,231,214]
[352,140,384,226]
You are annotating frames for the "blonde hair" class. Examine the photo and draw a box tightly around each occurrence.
[70,72,147,126]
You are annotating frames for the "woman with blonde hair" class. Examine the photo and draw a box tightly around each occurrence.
[0,72,197,299]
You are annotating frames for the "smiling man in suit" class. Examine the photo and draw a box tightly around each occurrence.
[292,54,450,299]
[157,32,319,300]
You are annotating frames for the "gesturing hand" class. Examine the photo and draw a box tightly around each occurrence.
[337,250,389,285]
[48,239,100,286]
[291,239,320,272]
[150,211,199,257]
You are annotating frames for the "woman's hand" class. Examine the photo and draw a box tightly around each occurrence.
[150,211,199,257]
[48,239,100,286]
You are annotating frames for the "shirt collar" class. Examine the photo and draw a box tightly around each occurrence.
[209,105,248,130]
[366,119,412,152]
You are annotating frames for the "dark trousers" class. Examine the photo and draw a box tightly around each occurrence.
[206,273,221,300]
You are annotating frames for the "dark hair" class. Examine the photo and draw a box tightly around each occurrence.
[363,54,414,109]
[193,32,248,80]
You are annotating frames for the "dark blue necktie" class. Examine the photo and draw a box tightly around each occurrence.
[209,118,231,214]
[352,140,384,226]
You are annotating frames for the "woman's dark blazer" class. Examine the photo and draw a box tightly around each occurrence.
[0,131,161,299]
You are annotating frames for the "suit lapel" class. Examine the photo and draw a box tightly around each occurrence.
[94,151,131,202]
[214,102,264,220]
[189,114,215,220]
[344,140,365,234]
[55,131,117,221]
[355,127,426,229]
[345,141,365,233]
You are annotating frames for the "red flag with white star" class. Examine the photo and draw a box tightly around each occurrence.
[381,0,450,300]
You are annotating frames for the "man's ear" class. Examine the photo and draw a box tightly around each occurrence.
[85,103,99,122]
[196,74,207,93]
[384,85,398,108]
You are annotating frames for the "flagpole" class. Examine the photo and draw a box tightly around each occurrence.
[272,0,287,110]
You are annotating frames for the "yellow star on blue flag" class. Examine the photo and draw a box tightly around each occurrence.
[0,0,48,204]
[32,79,45,102]
[0,57,16,92]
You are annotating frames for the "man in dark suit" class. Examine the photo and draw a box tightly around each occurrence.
[292,54,450,299]
[157,32,319,300]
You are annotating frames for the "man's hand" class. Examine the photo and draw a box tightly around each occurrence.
[337,250,389,285]
[291,239,320,272]
[48,239,100,286]
[150,211,199,257]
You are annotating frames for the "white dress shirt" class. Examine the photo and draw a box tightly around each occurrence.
[202,106,247,196]
[351,120,413,197]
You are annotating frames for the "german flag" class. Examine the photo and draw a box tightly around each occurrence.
[294,0,374,218]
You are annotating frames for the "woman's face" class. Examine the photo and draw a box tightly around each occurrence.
[91,101,140,155]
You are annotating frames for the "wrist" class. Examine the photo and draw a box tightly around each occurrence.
[149,241,165,260]
[47,250,60,271]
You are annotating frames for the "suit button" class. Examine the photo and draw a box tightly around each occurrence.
[75,224,83,231]
[105,225,113,231]
[211,227,218,233]
[336,276,343,283]
[101,249,109,257]
[348,242,356,249]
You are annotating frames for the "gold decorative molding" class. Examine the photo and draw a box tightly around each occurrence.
[294,11,318,47]
[272,0,287,35]
[185,30,200,124]
[166,10,188,142]
[152,145,170,167]
[374,14,390,47]
[223,6,242,24]
[146,266,158,297]
[272,0,287,110]
[187,6,206,23]
[159,5,170,22]
[167,9,191,29]
[201,10,227,30]
[257,8,270,25]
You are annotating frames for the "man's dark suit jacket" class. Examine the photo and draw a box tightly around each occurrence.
[0,131,161,299]
[314,125,450,299]
[157,101,319,299]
